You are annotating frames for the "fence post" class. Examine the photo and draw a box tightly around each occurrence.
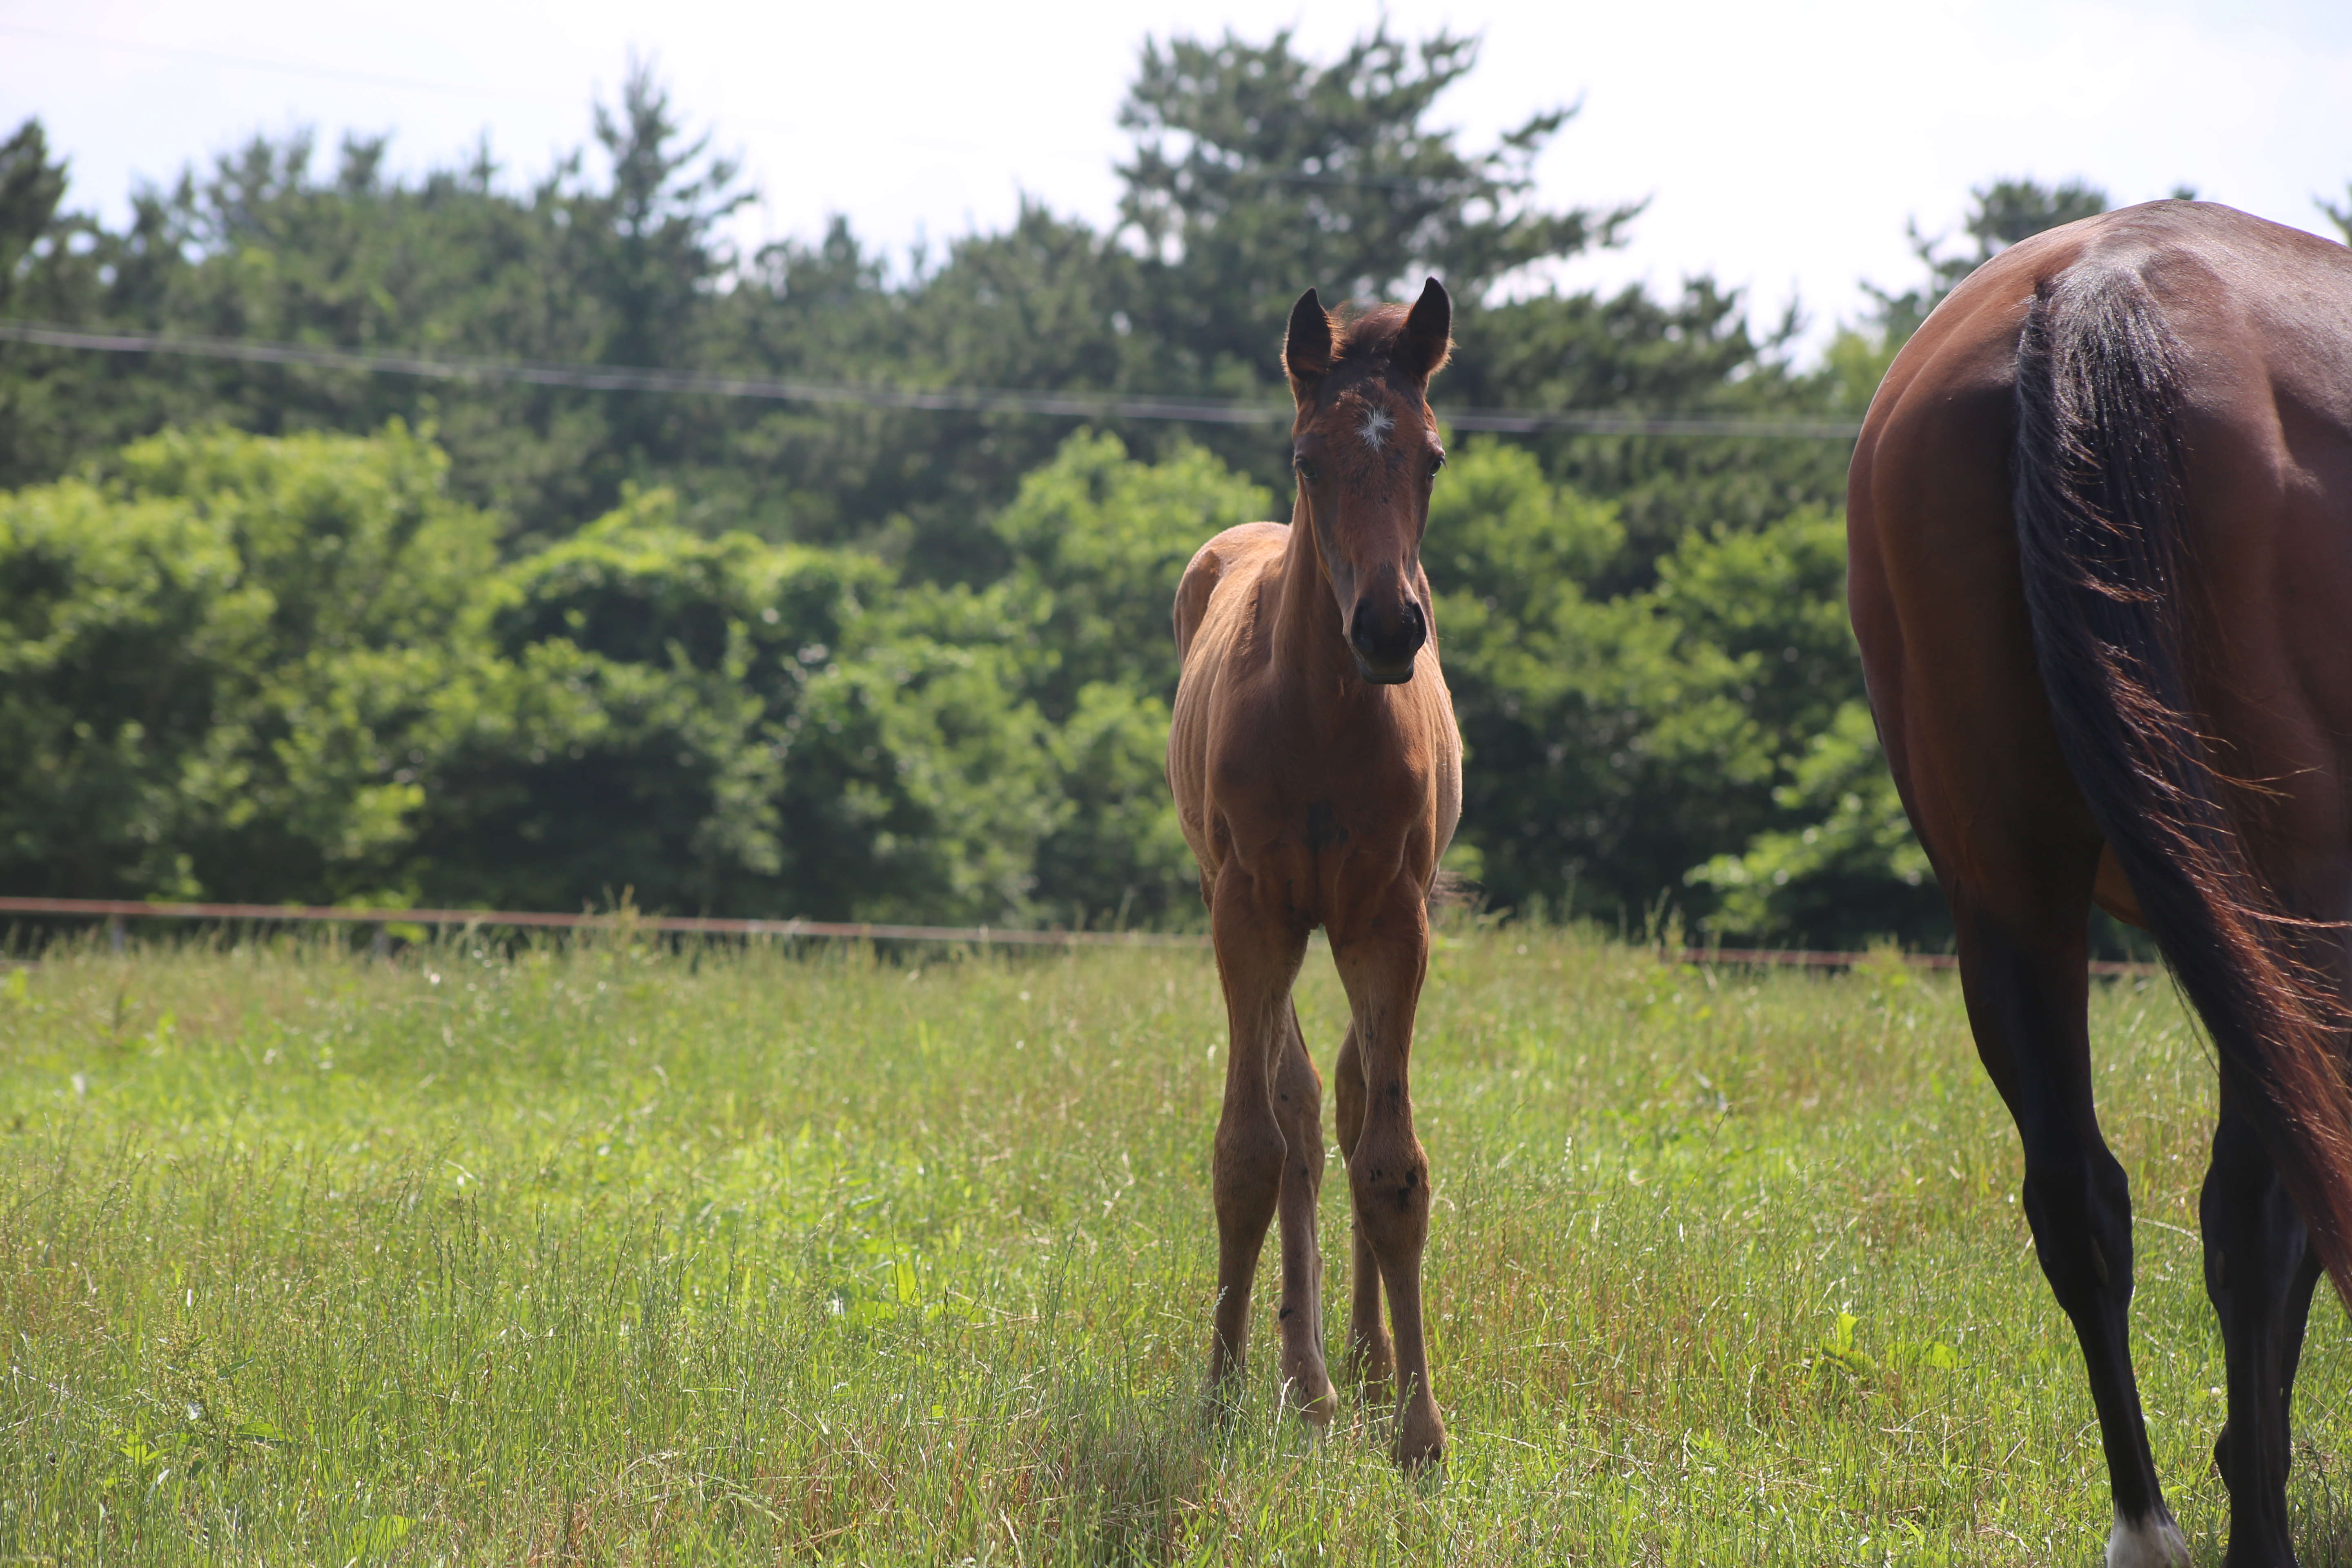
[108,914,125,954]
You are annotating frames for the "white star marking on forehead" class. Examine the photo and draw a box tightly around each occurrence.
[1357,405,1395,450]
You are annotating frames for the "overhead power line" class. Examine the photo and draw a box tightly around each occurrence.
[0,21,583,108]
[0,320,1864,440]
[0,22,1105,166]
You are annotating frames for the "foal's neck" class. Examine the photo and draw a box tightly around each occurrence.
[1275,492,1361,694]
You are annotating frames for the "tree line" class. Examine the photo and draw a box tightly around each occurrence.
[6,26,2275,942]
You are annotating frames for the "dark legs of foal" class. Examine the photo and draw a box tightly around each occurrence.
[1954,904,2185,1566]
[2203,1075,2326,1568]
[1207,882,1335,1423]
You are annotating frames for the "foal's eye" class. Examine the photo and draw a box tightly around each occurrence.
[1292,454,1319,483]
[1426,453,1447,481]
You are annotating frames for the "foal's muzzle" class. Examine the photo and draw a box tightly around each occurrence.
[1348,596,1426,684]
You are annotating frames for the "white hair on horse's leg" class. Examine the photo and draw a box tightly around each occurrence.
[1357,406,1394,450]
[2107,1511,2187,1568]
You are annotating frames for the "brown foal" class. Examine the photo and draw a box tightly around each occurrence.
[1165,278,1462,1468]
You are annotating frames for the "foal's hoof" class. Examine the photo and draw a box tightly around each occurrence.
[1392,1399,1446,1472]
[1288,1372,1338,1428]
[1345,1338,1395,1396]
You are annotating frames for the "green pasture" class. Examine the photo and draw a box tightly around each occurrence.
[3,929,2348,1564]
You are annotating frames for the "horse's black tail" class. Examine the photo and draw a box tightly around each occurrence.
[2014,263,2352,1306]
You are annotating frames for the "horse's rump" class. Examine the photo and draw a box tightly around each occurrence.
[2011,244,2352,1305]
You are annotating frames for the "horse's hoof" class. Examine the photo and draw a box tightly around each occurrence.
[2105,1511,2187,1568]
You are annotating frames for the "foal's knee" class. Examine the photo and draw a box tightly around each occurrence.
[1349,1134,1431,1253]
[1214,1115,1286,1214]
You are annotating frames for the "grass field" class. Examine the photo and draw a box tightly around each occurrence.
[4,927,2350,1565]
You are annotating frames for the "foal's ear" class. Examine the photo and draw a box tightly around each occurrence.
[1283,288,1334,399]
[1396,276,1452,383]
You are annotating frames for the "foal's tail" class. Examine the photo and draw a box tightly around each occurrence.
[2013,263,2352,1306]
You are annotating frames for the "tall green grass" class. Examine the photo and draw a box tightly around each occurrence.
[2,929,2347,1564]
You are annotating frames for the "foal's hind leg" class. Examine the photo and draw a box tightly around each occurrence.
[1954,902,2185,1566]
[1271,1001,1336,1422]
[2204,1073,2327,1568]
[1334,1022,1393,1394]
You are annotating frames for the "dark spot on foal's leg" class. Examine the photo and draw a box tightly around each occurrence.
[1304,802,1349,851]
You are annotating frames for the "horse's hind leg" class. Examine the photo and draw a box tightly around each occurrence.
[1955,902,2185,1566]
[2204,1074,2326,1568]
[1334,1022,1393,1394]
[1271,1001,1336,1422]
[1206,868,1309,1402]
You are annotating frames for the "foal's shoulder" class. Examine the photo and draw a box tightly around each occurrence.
[1174,521,1289,660]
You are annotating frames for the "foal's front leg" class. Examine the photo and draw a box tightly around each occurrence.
[1206,868,1316,1411]
[1332,888,1444,1468]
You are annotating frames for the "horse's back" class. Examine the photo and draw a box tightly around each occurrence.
[1859,201,2352,554]
[1173,521,1289,664]
[1168,523,1288,889]
[1169,522,1287,779]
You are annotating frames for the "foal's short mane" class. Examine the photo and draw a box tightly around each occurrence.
[1326,303,1451,382]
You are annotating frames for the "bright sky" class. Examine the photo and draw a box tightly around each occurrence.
[6,0,2350,360]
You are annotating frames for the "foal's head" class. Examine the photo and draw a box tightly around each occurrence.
[1282,277,1453,684]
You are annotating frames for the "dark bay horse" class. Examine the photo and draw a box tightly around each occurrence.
[1851,201,2352,1566]
[1166,278,1462,1467]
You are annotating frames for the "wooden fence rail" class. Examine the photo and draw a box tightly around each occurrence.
[0,895,1198,949]
[1662,946,2160,979]
[0,895,2164,976]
